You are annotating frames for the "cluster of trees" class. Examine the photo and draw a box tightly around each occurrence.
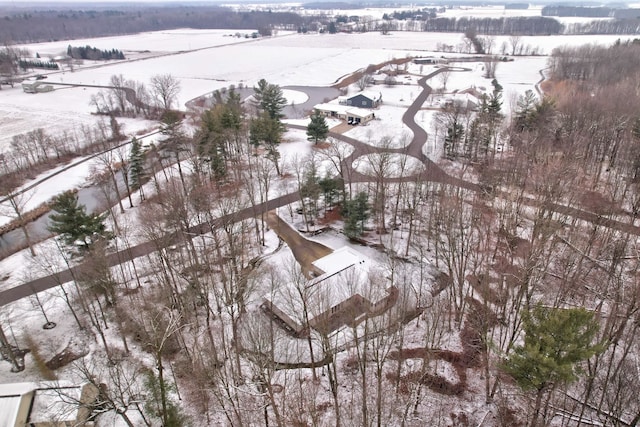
[0,6,306,43]
[549,40,640,85]
[542,5,612,17]
[382,8,438,21]
[18,59,59,70]
[0,45,18,82]
[436,79,503,161]
[566,19,640,34]
[90,73,180,117]
[67,45,125,60]
[382,16,564,35]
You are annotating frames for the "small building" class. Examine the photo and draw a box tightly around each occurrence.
[21,80,54,94]
[344,91,382,109]
[0,381,97,427]
[262,247,399,336]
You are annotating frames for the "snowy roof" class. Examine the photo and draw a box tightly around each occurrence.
[312,246,365,277]
[349,90,382,102]
[0,382,36,427]
[0,381,82,427]
[29,386,82,423]
[0,395,25,427]
[265,247,390,325]
[313,103,374,118]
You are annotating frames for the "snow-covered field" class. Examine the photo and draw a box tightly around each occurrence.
[3,30,631,151]
[0,29,592,231]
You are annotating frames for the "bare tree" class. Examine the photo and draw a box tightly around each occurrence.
[357,73,372,91]
[509,34,522,56]
[483,56,499,79]
[150,74,181,111]
[438,68,451,91]
[109,74,129,115]
[1,188,37,256]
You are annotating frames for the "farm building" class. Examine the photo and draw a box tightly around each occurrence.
[342,91,382,108]
[313,103,374,125]
[0,381,97,427]
[261,246,398,337]
[21,80,54,94]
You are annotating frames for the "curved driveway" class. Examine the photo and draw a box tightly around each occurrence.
[3,66,640,306]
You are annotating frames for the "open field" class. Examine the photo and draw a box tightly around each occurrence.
[2,30,634,154]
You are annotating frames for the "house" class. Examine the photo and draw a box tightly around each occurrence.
[313,103,374,125]
[343,91,382,109]
[261,247,399,337]
[0,381,97,427]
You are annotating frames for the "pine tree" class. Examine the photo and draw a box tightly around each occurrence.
[307,109,329,144]
[250,111,284,175]
[129,137,145,190]
[514,89,537,132]
[343,191,370,238]
[502,305,601,427]
[253,78,287,120]
[48,191,110,252]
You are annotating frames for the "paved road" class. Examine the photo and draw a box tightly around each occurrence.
[0,192,299,306]
[4,65,640,307]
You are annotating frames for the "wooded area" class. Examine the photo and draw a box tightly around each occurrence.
[2,19,640,427]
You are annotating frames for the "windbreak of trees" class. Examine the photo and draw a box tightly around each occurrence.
[18,59,59,70]
[0,6,306,43]
[542,5,612,17]
[566,19,640,35]
[419,16,563,35]
[67,45,125,60]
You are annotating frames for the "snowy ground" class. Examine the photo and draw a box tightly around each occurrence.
[1,17,633,425]
[2,30,630,155]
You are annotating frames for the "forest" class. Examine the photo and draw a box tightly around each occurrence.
[0,7,305,43]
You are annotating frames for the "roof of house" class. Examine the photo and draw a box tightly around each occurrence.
[0,394,24,427]
[313,103,373,118]
[0,381,83,427]
[265,247,389,325]
[348,91,382,102]
[29,386,82,423]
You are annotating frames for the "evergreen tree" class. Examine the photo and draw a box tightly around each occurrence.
[306,109,329,144]
[514,89,538,132]
[48,191,110,251]
[253,78,287,120]
[444,122,465,159]
[129,137,145,190]
[250,111,284,175]
[319,174,343,208]
[502,305,601,427]
[342,191,370,238]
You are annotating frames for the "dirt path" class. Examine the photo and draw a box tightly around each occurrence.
[265,211,332,278]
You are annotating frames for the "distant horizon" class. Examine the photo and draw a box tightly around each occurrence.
[0,0,620,6]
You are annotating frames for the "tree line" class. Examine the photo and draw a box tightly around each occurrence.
[67,45,125,60]
[0,6,306,43]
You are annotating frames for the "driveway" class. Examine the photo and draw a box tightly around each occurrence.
[266,211,332,278]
